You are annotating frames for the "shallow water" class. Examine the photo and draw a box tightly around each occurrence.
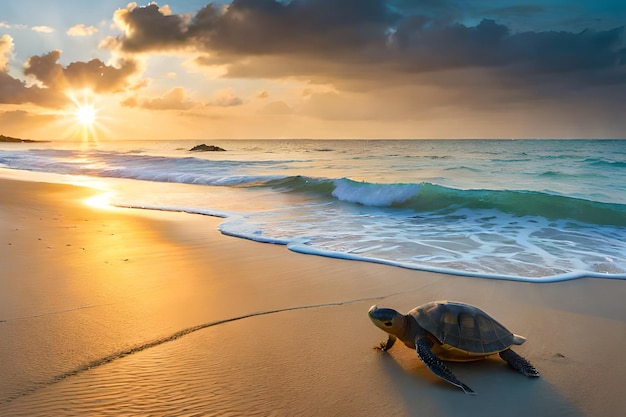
[1,139,625,281]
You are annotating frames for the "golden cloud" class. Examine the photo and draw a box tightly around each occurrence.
[67,24,99,37]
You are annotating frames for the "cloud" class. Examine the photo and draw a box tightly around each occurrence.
[104,0,398,56]
[24,50,140,94]
[385,18,626,80]
[67,24,99,37]
[64,58,139,93]
[0,36,60,106]
[3,0,625,137]
[0,22,30,30]
[0,110,55,131]
[0,34,14,71]
[123,87,195,110]
[32,25,54,33]
[0,72,38,104]
[23,50,65,87]
[209,88,243,107]
[485,5,546,17]
[99,1,626,95]
[259,100,292,115]
[123,87,244,110]
[0,49,141,107]
[101,2,192,52]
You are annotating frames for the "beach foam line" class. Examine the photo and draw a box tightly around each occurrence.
[116,204,626,283]
[288,243,626,283]
[0,295,388,405]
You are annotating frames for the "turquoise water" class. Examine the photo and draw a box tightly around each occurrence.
[1,139,625,281]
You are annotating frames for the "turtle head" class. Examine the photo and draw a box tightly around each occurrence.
[368,305,406,337]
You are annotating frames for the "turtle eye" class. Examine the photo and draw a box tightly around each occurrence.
[384,321,393,327]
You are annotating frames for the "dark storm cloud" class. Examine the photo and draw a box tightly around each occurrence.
[485,5,546,17]
[509,26,626,72]
[206,0,397,55]
[103,3,191,52]
[390,18,626,75]
[103,0,626,89]
[106,0,398,56]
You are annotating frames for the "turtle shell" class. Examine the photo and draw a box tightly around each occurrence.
[412,301,515,354]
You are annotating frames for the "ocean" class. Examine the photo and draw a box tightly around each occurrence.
[1,139,625,282]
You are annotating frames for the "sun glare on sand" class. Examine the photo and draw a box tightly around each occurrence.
[69,178,117,210]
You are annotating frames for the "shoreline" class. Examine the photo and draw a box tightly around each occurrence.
[4,140,625,283]
[1,177,625,416]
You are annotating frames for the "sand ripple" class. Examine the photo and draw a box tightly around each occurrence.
[0,300,385,416]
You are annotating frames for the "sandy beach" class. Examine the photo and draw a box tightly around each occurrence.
[1,177,625,416]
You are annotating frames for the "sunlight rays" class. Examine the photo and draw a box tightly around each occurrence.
[62,89,109,143]
[76,103,97,127]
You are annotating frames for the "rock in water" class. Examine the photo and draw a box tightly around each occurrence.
[189,144,226,152]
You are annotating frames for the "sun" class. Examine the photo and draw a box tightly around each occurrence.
[76,103,97,126]
[63,89,107,142]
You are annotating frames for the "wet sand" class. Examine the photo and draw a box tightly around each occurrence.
[1,177,625,416]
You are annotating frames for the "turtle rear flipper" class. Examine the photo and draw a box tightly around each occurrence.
[499,349,540,377]
[416,337,476,395]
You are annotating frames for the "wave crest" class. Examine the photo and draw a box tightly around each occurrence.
[331,178,421,207]
[263,177,626,226]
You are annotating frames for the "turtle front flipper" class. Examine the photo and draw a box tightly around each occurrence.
[499,349,540,377]
[415,337,476,395]
[375,335,397,351]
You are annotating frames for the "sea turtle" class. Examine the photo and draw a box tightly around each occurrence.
[368,301,539,394]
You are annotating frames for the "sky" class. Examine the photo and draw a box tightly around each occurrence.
[0,0,625,140]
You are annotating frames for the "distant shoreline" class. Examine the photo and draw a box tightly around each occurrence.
[0,134,46,143]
